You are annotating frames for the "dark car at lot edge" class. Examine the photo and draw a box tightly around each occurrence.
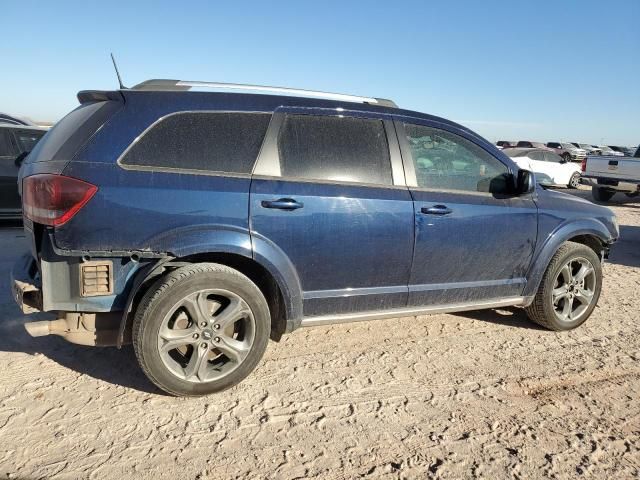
[12,79,619,396]
[0,124,47,218]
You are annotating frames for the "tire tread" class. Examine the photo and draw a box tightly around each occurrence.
[132,263,268,396]
[525,241,600,331]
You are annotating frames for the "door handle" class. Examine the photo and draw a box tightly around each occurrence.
[421,204,452,215]
[261,198,304,211]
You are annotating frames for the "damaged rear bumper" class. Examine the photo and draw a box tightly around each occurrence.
[11,254,42,314]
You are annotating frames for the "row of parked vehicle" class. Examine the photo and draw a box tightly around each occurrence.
[496,141,633,161]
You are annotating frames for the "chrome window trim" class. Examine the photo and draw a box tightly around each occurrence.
[252,112,284,177]
[116,110,272,176]
[250,174,409,191]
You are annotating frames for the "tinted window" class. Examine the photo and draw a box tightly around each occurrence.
[528,151,544,161]
[0,129,17,157]
[404,124,508,193]
[517,141,533,148]
[14,130,45,153]
[543,152,562,163]
[547,142,560,148]
[277,114,392,185]
[122,112,271,174]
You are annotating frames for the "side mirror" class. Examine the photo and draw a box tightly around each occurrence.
[516,169,535,195]
[477,172,512,195]
[14,151,29,167]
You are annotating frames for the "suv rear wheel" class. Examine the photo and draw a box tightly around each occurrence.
[132,263,270,396]
[525,242,602,331]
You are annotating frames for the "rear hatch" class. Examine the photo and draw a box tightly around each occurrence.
[19,91,123,261]
[20,92,123,177]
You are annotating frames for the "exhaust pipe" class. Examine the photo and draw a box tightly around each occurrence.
[24,319,68,337]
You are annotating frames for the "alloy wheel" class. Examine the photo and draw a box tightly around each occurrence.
[570,173,581,188]
[551,257,597,323]
[157,289,255,383]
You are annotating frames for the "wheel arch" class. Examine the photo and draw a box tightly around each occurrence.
[117,230,304,347]
[523,219,612,299]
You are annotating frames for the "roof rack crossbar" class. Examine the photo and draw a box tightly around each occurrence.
[132,79,398,107]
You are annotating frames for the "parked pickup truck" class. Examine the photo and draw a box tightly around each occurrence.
[582,145,640,202]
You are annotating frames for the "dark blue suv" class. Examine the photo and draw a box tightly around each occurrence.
[12,80,619,396]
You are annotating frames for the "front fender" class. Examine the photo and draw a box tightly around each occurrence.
[523,218,614,299]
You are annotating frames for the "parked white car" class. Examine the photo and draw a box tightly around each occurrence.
[504,148,582,188]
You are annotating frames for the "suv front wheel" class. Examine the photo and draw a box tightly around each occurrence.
[525,242,602,331]
[133,263,270,396]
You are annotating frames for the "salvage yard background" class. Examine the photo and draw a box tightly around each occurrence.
[0,186,638,479]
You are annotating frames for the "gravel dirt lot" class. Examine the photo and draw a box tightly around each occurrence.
[0,187,638,479]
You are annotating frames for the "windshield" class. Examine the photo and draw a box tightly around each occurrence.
[579,144,592,148]
[561,143,575,149]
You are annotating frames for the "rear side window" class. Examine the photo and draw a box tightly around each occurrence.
[121,112,271,174]
[277,114,392,185]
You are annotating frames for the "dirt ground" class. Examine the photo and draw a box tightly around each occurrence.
[0,186,638,479]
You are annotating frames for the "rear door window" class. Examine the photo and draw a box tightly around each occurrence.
[121,112,271,174]
[277,114,392,185]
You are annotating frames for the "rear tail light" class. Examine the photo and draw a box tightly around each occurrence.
[581,159,587,172]
[23,174,97,226]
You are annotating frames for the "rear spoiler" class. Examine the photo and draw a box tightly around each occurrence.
[77,90,125,104]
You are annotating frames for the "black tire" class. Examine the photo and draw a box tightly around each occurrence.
[132,263,270,396]
[591,187,615,202]
[525,242,602,331]
[562,153,572,163]
[568,172,581,189]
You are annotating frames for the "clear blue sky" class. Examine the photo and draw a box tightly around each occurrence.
[2,0,638,146]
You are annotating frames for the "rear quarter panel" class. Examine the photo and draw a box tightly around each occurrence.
[57,162,252,254]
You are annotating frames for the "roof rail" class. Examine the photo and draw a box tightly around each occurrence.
[131,79,398,108]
